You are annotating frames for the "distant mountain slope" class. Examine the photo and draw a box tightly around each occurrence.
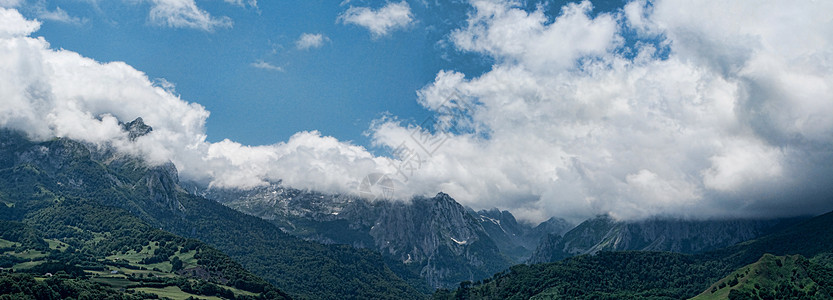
[0,127,423,299]
[433,210,833,299]
[529,214,794,264]
[472,208,572,263]
[191,183,514,289]
[714,210,833,264]
[691,253,833,299]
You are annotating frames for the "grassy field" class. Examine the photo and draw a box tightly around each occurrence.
[90,273,260,299]
[106,242,159,264]
[6,249,49,260]
[85,269,115,276]
[0,238,19,248]
[129,286,223,300]
[4,248,49,271]
[104,242,172,270]
[12,260,45,270]
[91,276,135,289]
[44,238,69,251]
[222,284,259,297]
[177,249,198,268]
[87,266,172,278]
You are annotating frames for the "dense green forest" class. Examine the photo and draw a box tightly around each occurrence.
[0,272,154,300]
[0,197,288,299]
[434,211,833,299]
[0,129,423,299]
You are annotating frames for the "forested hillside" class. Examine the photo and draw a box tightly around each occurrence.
[434,211,833,299]
[193,183,514,289]
[0,128,423,299]
[0,199,287,299]
[691,253,833,299]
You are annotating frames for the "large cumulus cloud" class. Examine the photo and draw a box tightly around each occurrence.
[2,0,833,223]
[0,7,389,195]
[371,0,833,222]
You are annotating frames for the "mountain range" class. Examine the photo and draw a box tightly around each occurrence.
[434,209,833,299]
[0,125,421,299]
[187,178,798,290]
[1,119,830,299]
[528,214,801,264]
[186,183,520,288]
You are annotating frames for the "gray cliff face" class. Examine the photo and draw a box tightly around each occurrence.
[473,208,573,262]
[0,123,185,223]
[364,193,505,288]
[533,217,575,237]
[121,117,153,141]
[528,215,796,264]
[370,194,481,261]
[189,184,514,288]
[108,118,184,215]
[185,182,364,222]
[140,161,184,213]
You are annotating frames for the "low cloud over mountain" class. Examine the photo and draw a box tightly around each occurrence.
[2,0,833,223]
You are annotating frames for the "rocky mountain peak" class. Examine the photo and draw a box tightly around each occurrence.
[471,207,573,263]
[434,192,452,201]
[121,117,153,141]
[534,217,575,236]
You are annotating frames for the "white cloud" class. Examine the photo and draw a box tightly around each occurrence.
[368,0,833,222]
[451,0,619,72]
[0,7,39,37]
[295,33,329,50]
[250,60,283,72]
[338,1,413,37]
[223,0,257,8]
[148,0,232,31]
[702,139,784,192]
[0,7,386,198]
[2,0,833,224]
[0,0,22,8]
[37,6,87,25]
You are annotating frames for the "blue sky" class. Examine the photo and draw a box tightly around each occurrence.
[3,0,832,222]
[18,0,482,146]
[17,0,632,148]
